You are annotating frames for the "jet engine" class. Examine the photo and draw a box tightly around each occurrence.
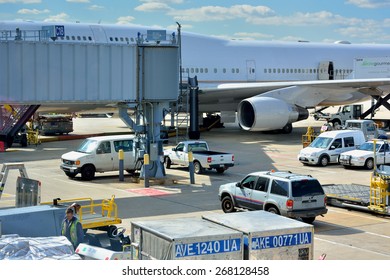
[237,96,309,133]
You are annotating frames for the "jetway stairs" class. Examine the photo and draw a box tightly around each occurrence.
[0,104,40,148]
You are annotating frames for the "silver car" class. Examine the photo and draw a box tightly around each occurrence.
[218,171,328,223]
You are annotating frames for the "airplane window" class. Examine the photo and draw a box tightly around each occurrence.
[131,38,134,42]
[191,68,194,73]
[186,68,189,73]
[77,36,81,40]
[223,68,226,73]
[286,69,289,73]
[282,69,285,73]
[195,68,199,73]
[232,68,235,73]
[252,69,255,73]
[88,36,92,41]
[278,69,281,73]
[71,36,75,40]
[200,68,203,73]
[294,69,297,73]
[110,37,113,41]
[115,37,118,41]
[125,38,129,42]
[120,37,124,42]
[66,35,70,40]
[264,69,267,73]
[83,36,86,41]
[236,68,239,73]
[273,69,276,73]
[214,68,217,73]
[205,68,208,73]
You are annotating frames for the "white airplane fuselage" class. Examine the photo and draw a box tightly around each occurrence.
[1,20,390,132]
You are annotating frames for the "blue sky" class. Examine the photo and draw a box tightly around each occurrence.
[0,0,390,43]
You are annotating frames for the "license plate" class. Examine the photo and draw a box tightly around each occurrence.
[219,164,224,167]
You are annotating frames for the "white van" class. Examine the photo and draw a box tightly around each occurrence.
[60,134,141,180]
[298,130,366,166]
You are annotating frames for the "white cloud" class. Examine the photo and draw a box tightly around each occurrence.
[346,0,390,8]
[116,16,135,25]
[135,2,173,12]
[0,0,40,3]
[17,8,49,14]
[44,13,69,22]
[88,5,104,10]
[169,5,274,22]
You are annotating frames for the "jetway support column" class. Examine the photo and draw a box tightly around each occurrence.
[188,76,200,140]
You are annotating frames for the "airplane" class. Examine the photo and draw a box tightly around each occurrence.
[1,20,390,134]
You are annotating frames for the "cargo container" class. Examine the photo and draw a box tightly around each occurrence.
[131,217,243,260]
[203,211,314,260]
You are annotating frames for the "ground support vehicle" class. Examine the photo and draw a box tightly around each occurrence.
[42,195,122,237]
[60,134,141,180]
[323,169,390,215]
[313,104,390,129]
[339,139,390,169]
[218,171,328,224]
[34,114,73,135]
[298,129,366,166]
[164,140,234,174]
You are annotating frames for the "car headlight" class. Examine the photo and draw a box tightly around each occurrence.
[310,152,317,157]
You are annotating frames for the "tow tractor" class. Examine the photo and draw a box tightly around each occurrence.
[323,139,390,215]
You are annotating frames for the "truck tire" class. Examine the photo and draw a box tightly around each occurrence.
[216,167,225,174]
[21,135,28,147]
[221,196,236,213]
[164,157,172,169]
[364,158,374,170]
[332,119,341,128]
[301,217,316,224]
[81,165,95,181]
[318,155,329,167]
[193,161,203,174]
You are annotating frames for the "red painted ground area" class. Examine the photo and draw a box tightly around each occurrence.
[126,188,170,196]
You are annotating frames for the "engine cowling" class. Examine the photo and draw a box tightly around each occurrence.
[237,96,309,132]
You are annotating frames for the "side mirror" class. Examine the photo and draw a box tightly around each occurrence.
[172,148,176,151]
[329,146,336,150]
[236,182,242,188]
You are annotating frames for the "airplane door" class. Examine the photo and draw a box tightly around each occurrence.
[318,61,334,80]
[246,60,256,81]
[90,25,108,43]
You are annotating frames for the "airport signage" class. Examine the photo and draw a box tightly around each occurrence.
[251,232,312,250]
[175,238,241,258]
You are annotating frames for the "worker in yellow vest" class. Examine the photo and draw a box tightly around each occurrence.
[61,207,84,250]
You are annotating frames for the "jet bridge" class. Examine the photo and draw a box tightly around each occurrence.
[0,27,180,178]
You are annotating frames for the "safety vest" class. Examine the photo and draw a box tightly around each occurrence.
[62,218,81,247]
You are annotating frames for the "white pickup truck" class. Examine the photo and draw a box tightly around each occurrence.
[163,140,234,174]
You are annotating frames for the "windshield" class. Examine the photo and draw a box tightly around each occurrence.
[292,180,324,197]
[358,142,380,152]
[77,139,98,153]
[309,137,332,149]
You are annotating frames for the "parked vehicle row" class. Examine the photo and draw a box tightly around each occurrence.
[298,129,389,170]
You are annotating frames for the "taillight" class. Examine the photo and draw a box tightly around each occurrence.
[232,155,235,161]
[207,157,212,163]
[324,196,327,206]
[286,199,294,209]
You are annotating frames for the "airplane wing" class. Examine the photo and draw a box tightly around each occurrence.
[198,78,390,108]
